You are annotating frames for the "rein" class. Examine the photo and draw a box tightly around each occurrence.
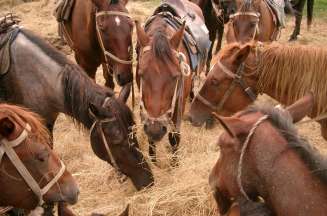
[194,60,257,112]
[0,124,66,207]
[139,45,191,133]
[237,114,269,201]
[89,97,127,182]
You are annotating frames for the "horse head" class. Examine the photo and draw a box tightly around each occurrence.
[92,0,134,86]
[0,104,79,210]
[189,42,256,127]
[135,19,186,142]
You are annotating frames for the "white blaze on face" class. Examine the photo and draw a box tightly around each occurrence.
[115,16,121,26]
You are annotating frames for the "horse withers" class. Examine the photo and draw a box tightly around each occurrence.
[135,0,209,165]
[60,0,133,90]
[0,104,78,213]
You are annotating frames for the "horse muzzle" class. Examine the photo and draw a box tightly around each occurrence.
[144,120,167,142]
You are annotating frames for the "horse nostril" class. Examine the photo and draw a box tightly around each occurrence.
[161,125,167,133]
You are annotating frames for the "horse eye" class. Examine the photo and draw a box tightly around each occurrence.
[36,150,49,162]
[211,78,219,86]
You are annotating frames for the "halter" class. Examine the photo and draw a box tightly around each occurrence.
[89,97,127,182]
[194,60,257,112]
[95,10,133,66]
[229,12,260,41]
[139,45,191,133]
[237,114,268,200]
[0,123,66,206]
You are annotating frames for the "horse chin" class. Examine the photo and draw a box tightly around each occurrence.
[129,167,155,191]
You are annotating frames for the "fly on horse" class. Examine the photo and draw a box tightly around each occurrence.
[189,41,327,141]
[0,16,154,191]
[135,0,210,164]
[0,104,79,214]
[56,0,133,91]
[190,0,237,72]
[225,0,282,44]
[209,95,327,215]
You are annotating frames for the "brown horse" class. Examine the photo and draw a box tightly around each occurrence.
[0,23,154,190]
[224,197,273,216]
[189,42,327,140]
[0,104,79,213]
[61,0,133,90]
[209,96,327,215]
[135,0,207,164]
[225,0,279,44]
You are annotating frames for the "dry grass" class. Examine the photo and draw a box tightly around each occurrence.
[1,0,327,215]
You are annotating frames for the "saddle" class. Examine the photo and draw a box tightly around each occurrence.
[53,0,75,22]
[0,14,21,77]
[146,0,211,72]
[265,0,286,28]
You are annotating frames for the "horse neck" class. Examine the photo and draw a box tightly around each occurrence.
[61,65,108,129]
[248,130,327,215]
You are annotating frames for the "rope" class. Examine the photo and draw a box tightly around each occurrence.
[237,115,269,201]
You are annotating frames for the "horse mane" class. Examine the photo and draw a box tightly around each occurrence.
[242,104,327,186]
[240,0,253,11]
[110,0,119,4]
[152,30,175,64]
[0,104,50,146]
[255,42,327,115]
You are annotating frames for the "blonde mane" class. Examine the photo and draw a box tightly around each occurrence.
[256,42,327,115]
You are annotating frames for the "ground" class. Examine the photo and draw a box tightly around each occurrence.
[1,0,327,215]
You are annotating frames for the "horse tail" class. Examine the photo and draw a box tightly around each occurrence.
[307,0,314,29]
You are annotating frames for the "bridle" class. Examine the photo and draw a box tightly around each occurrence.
[139,45,191,133]
[229,12,260,41]
[0,123,66,207]
[95,10,134,67]
[194,60,257,112]
[89,97,127,182]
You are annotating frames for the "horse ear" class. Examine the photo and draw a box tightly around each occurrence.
[88,103,103,118]
[0,117,15,138]
[170,21,186,50]
[285,92,314,123]
[232,43,252,65]
[118,83,131,103]
[212,113,236,138]
[135,20,150,47]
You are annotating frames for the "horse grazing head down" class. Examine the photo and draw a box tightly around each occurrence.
[209,95,316,215]
[0,104,79,210]
[189,42,256,127]
[92,0,134,86]
[135,19,187,142]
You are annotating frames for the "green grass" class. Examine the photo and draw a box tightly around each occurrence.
[315,0,327,17]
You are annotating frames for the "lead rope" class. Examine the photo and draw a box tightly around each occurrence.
[237,115,268,201]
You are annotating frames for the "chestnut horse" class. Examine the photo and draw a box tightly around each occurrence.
[189,42,327,141]
[61,0,133,90]
[0,24,154,190]
[225,0,279,44]
[209,96,327,215]
[0,104,79,213]
[135,0,206,164]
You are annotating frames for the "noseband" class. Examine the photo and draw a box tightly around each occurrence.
[89,97,127,182]
[139,46,191,133]
[0,124,66,206]
[229,12,260,41]
[195,60,257,112]
[95,10,133,66]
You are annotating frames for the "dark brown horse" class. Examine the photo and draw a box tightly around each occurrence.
[224,197,273,216]
[0,24,154,190]
[225,0,279,44]
[0,104,79,213]
[190,0,237,72]
[209,96,327,215]
[288,0,314,41]
[189,42,327,140]
[135,0,207,164]
[61,0,133,90]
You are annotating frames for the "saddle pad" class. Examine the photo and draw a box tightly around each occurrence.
[0,27,20,77]
[53,0,75,22]
[265,0,286,28]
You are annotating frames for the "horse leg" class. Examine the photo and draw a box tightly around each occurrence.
[149,140,157,163]
[75,53,98,80]
[46,122,55,149]
[206,29,217,75]
[168,132,180,167]
[102,63,115,90]
[58,202,76,216]
[319,120,327,141]
[289,3,305,41]
[215,24,224,54]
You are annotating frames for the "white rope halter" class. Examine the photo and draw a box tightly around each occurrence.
[0,124,66,206]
